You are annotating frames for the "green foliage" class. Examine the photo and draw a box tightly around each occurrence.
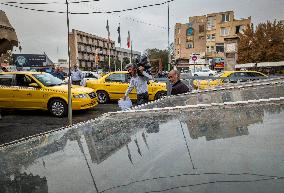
[144,48,169,70]
[238,20,284,63]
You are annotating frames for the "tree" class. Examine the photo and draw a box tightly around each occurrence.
[238,20,284,63]
[144,48,169,70]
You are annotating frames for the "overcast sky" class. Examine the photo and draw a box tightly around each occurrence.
[1,0,284,62]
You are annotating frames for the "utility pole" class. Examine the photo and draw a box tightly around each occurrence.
[66,0,72,125]
[167,2,171,71]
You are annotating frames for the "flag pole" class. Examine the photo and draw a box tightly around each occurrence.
[130,41,133,64]
[108,41,111,72]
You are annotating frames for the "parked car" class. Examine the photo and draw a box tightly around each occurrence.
[80,71,101,86]
[0,71,98,117]
[193,71,267,89]
[86,71,167,104]
[193,68,218,76]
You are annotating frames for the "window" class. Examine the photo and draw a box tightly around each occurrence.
[187,43,194,49]
[216,43,224,53]
[211,46,215,52]
[207,16,215,29]
[207,34,216,41]
[0,74,13,86]
[15,74,38,87]
[221,13,230,22]
[106,74,126,82]
[212,34,215,40]
[177,28,181,34]
[178,38,181,45]
[221,27,229,36]
[236,25,245,34]
[187,28,194,36]
[199,25,205,33]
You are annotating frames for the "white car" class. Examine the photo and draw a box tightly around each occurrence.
[193,68,217,76]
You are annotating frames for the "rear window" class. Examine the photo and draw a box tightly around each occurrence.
[0,74,13,86]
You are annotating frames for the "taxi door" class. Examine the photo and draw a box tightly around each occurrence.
[0,74,14,108]
[104,73,129,100]
[12,74,45,109]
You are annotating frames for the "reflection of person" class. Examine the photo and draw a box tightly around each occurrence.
[168,70,190,95]
[123,63,152,105]
[71,65,82,85]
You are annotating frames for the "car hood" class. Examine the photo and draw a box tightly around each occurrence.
[47,84,94,94]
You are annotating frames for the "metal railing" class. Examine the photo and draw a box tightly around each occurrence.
[154,76,283,96]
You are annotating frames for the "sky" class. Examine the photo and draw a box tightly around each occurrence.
[1,0,284,62]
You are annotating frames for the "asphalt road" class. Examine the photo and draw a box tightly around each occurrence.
[0,103,120,145]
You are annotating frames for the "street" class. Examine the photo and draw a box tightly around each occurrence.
[0,103,119,145]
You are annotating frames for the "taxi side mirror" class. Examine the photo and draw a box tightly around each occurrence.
[29,83,40,88]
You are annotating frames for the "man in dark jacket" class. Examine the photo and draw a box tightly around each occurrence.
[168,70,190,95]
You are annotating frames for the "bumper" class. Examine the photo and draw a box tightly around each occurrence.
[72,98,98,110]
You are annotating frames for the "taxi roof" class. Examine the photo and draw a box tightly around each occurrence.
[0,71,46,75]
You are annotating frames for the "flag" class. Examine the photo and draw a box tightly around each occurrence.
[117,23,121,44]
[127,31,130,48]
[106,20,110,40]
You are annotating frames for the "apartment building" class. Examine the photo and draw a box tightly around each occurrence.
[174,11,251,70]
[69,29,140,70]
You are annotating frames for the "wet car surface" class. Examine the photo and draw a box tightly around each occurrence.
[1,101,284,193]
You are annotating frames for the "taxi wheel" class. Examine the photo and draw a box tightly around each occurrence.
[49,99,67,117]
[155,91,167,100]
[96,90,110,104]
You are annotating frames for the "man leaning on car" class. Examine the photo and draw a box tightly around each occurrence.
[71,64,83,85]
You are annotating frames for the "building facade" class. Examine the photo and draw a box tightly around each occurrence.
[174,11,251,70]
[69,29,140,70]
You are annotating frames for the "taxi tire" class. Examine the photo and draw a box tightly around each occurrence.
[48,99,67,118]
[96,90,110,104]
[155,91,167,100]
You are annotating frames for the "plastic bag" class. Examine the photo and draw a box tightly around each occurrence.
[118,97,132,110]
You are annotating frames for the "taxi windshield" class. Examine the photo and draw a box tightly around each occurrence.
[33,73,64,86]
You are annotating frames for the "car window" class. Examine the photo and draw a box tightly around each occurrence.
[15,74,35,87]
[106,73,126,82]
[33,73,63,86]
[0,74,14,86]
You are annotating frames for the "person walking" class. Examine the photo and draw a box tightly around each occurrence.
[123,63,152,105]
[71,64,83,85]
[52,67,64,80]
[168,70,190,95]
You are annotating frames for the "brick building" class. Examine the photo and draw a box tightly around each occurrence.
[69,29,140,70]
[174,11,251,70]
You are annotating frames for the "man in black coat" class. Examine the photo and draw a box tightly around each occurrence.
[168,70,190,95]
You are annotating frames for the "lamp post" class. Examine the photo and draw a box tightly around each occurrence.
[66,0,72,125]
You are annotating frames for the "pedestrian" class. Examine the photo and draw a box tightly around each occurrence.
[52,67,64,80]
[168,69,190,95]
[71,64,83,85]
[123,63,152,105]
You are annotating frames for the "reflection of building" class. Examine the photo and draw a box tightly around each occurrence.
[174,11,251,70]
[69,29,140,70]
[0,173,48,193]
[185,106,264,141]
[84,132,131,164]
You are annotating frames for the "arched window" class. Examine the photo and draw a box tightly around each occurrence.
[187,28,194,36]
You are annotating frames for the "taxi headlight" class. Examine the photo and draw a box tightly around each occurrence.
[73,94,89,99]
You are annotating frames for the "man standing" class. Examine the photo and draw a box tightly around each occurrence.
[71,64,82,85]
[123,63,152,105]
[168,70,190,95]
[52,67,64,80]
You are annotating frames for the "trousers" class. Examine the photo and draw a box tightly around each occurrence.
[137,92,149,105]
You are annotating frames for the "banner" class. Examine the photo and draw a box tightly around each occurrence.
[12,54,47,67]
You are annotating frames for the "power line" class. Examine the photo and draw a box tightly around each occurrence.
[0,0,175,14]
[3,0,100,5]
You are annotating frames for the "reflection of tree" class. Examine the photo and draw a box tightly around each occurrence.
[0,172,48,193]
[184,105,267,141]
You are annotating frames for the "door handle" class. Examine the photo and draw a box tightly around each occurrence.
[27,93,32,96]
[12,90,20,91]
[106,85,110,86]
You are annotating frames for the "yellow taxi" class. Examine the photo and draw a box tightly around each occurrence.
[193,71,267,89]
[0,71,98,117]
[86,71,167,103]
